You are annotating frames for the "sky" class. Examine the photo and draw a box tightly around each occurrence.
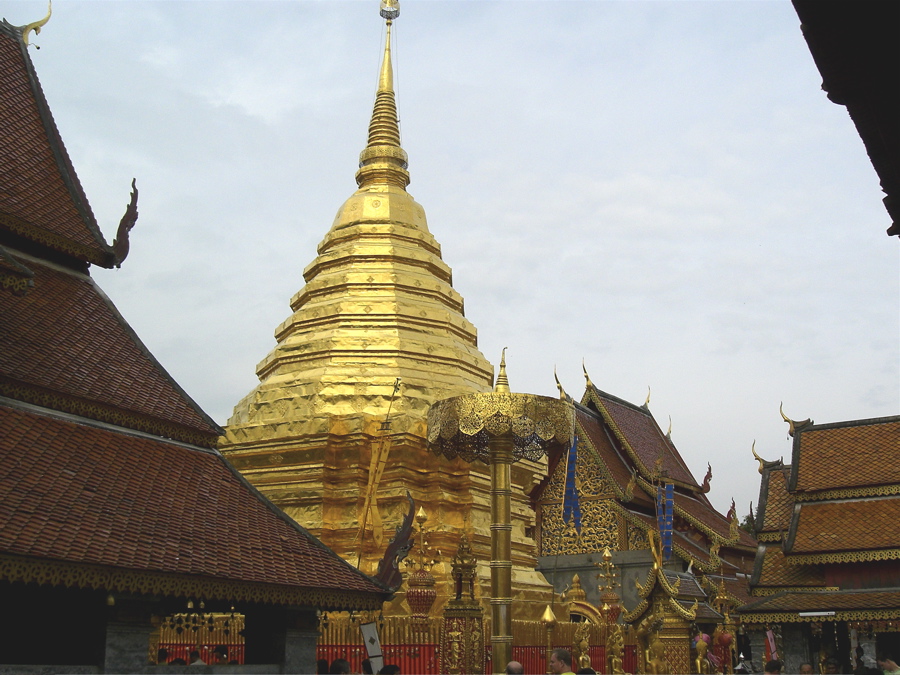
[13,0,898,518]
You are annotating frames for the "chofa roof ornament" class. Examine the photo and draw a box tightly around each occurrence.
[19,1,51,47]
[779,402,813,437]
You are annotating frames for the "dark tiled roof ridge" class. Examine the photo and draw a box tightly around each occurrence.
[0,404,393,600]
[88,272,223,435]
[797,414,900,432]
[0,19,113,266]
[0,394,219,456]
[16,250,220,436]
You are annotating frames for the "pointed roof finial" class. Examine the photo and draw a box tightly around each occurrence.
[494,347,510,393]
[665,415,672,439]
[554,366,568,401]
[20,1,52,47]
[779,402,812,437]
[643,386,651,409]
[356,1,409,190]
[582,359,594,390]
[751,440,768,474]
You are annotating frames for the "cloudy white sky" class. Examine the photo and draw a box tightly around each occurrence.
[14,1,898,518]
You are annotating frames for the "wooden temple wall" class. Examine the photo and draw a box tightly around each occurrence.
[317,615,637,674]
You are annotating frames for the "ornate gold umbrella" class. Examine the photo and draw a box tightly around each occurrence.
[427,351,573,673]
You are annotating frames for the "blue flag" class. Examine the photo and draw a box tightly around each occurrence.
[562,434,581,533]
[656,483,674,560]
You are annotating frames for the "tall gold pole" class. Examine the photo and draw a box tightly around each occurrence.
[541,605,558,675]
[490,435,514,674]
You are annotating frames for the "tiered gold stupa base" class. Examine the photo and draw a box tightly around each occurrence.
[222,414,554,621]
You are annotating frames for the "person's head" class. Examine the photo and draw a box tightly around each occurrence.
[506,661,525,675]
[317,659,329,674]
[362,658,373,674]
[330,658,352,674]
[157,648,169,664]
[550,648,573,674]
[213,645,228,663]
[189,650,202,664]
[824,657,840,674]
[377,666,400,675]
[764,659,782,674]
[798,663,815,675]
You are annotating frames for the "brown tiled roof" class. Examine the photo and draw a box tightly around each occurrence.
[785,496,900,555]
[0,252,220,444]
[0,403,391,605]
[0,21,113,266]
[591,388,699,488]
[791,417,900,493]
[720,575,754,606]
[755,465,794,535]
[683,601,724,622]
[673,491,757,550]
[577,406,653,508]
[663,571,706,598]
[750,542,825,589]
[739,588,900,615]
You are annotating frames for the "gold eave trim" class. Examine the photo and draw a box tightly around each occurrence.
[0,377,218,448]
[755,532,783,542]
[0,211,111,267]
[749,586,836,597]
[1,272,33,295]
[784,549,900,565]
[635,475,745,548]
[741,607,900,624]
[0,554,388,610]
[793,483,900,501]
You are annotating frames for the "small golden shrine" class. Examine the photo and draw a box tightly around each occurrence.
[439,532,485,675]
[623,533,703,675]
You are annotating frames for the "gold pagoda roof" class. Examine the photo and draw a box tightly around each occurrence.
[226,5,492,438]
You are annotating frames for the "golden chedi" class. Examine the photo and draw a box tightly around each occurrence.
[220,1,553,619]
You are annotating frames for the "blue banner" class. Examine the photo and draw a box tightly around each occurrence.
[657,483,674,560]
[562,435,581,533]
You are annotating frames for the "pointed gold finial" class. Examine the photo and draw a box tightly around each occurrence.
[554,367,567,400]
[356,0,409,190]
[20,1,52,47]
[779,402,812,437]
[643,386,651,408]
[751,440,767,474]
[540,604,558,628]
[582,359,594,390]
[494,347,510,393]
[666,415,672,439]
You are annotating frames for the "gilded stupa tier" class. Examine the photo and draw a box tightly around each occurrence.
[221,3,554,621]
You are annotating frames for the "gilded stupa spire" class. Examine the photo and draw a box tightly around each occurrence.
[356,0,409,190]
[494,348,510,393]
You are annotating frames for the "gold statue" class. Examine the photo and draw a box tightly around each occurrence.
[573,621,591,670]
[607,624,626,675]
[647,621,670,675]
[695,633,711,674]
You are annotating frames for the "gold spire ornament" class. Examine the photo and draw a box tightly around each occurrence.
[357,0,409,190]
[20,1,51,47]
[494,348,510,393]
